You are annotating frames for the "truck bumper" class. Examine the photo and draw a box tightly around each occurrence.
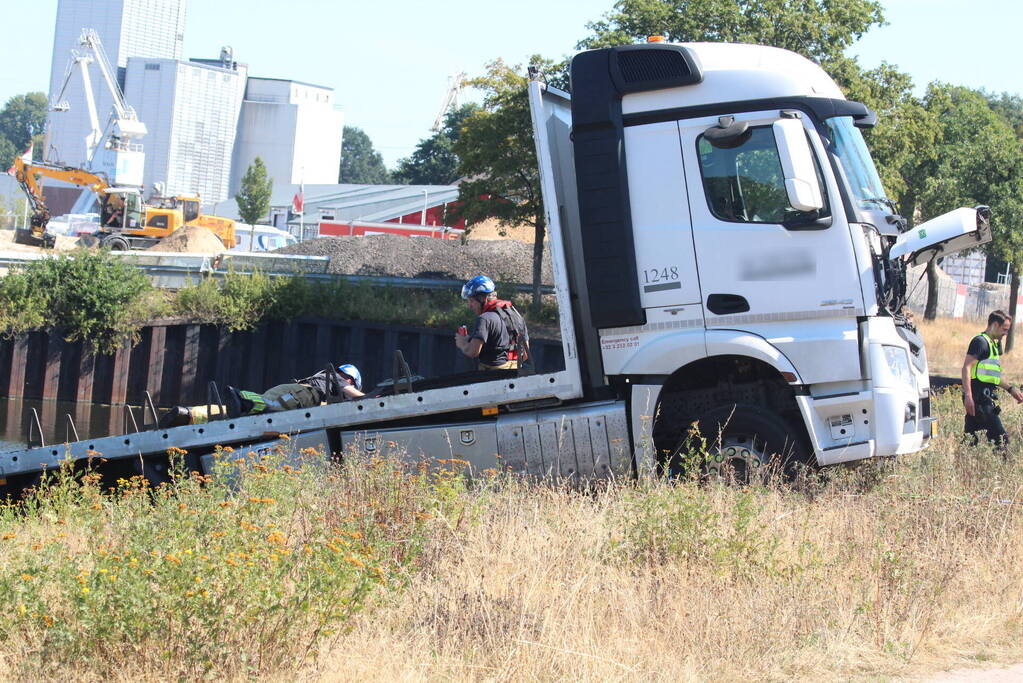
[797,385,931,466]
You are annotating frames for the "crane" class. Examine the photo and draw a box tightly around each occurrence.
[49,29,146,186]
[430,72,467,132]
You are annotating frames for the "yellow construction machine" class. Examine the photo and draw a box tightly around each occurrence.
[10,156,237,250]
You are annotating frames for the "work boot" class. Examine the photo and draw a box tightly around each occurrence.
[225,386,243,418]
[158,406,192,429]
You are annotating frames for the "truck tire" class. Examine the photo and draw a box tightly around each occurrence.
[101,236,130,251]
[666,403,811,483]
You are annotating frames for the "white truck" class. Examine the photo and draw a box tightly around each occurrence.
[0,41,991,490]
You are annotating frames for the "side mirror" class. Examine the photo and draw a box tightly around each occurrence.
[773,117,824,212]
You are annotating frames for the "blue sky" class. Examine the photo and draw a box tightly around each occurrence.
[1,0,1020,167]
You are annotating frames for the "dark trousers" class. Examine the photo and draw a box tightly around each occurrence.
[964,400,1008,448]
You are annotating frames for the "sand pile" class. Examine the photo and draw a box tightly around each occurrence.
[277,233,553,285]
[149,225,226,254]
[465,218,536,243]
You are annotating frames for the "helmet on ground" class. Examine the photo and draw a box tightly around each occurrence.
[337,364,362,391]
[461,275,495,300]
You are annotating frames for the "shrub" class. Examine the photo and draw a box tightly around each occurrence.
[0,249,154,351]
[173,269,277,331]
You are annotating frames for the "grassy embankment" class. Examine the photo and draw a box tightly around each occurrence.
[3,318,1023,679]
[0,249,559,353]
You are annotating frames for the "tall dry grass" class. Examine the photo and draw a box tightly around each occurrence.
[917,316,1023,384]
[316,391,1023,681]
[5,390,1023,679]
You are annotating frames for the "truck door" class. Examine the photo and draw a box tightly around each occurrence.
[623,121,702,316]
[678,111,865,383]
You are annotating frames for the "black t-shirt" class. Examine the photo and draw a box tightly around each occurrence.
[967,334,999,400]
[471,311,513,366]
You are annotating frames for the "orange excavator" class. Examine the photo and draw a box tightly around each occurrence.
[11,155,237,250]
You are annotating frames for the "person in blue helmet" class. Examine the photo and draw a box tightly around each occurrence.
[158,363,364,427]
[455,275,530,370]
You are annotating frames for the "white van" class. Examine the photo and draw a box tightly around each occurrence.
[230,224,299,252]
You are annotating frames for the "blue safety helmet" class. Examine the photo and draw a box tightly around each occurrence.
[461,275,496,300]
[337,364,362,391]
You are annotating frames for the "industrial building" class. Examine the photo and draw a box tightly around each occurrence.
[230,78,344,195]
[46,0,187,167]
[124,51,247,202]
[45,0,343,207]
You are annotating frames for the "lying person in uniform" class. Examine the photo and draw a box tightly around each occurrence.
[158,363,364,428]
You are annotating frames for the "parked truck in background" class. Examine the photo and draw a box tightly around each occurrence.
[0,41,992,491]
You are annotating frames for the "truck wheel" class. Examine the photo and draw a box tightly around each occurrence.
[102,236,130,251]
[666,404,811,483]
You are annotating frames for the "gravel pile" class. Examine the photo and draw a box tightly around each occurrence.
[276,234,554,285]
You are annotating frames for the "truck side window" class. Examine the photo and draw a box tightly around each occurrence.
[697,126,828,225]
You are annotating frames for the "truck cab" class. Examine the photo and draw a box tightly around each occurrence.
[533,41,991,476]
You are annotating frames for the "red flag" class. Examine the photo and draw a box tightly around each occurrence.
[6,143,32,176]
[292,189,304,214]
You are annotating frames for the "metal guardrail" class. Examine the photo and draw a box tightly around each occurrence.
[0,250,556,294]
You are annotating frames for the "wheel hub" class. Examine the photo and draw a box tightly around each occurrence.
[704,435,767,482]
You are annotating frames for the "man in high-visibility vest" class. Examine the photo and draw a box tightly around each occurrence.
[962,310,1023,446]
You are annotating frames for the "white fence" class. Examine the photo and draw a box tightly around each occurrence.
[906,265,1014,320]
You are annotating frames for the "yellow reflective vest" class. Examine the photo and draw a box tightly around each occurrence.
[970,333,1002,385]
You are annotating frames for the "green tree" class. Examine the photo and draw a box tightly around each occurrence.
[393,104,479,185]
[0,93,47,154]
[578,0,884,64]
[987,92,1023,138]
[338,126,391,184]
[235,157,274,237]
[0,135,15,171]
[908,85,1023,323]
[455,59,553,312]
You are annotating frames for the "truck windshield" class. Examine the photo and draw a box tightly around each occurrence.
[826,116,891,214]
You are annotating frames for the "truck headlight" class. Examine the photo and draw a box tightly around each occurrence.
[883,345,912,385]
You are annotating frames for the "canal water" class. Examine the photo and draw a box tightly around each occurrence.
[0,398,142,452]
